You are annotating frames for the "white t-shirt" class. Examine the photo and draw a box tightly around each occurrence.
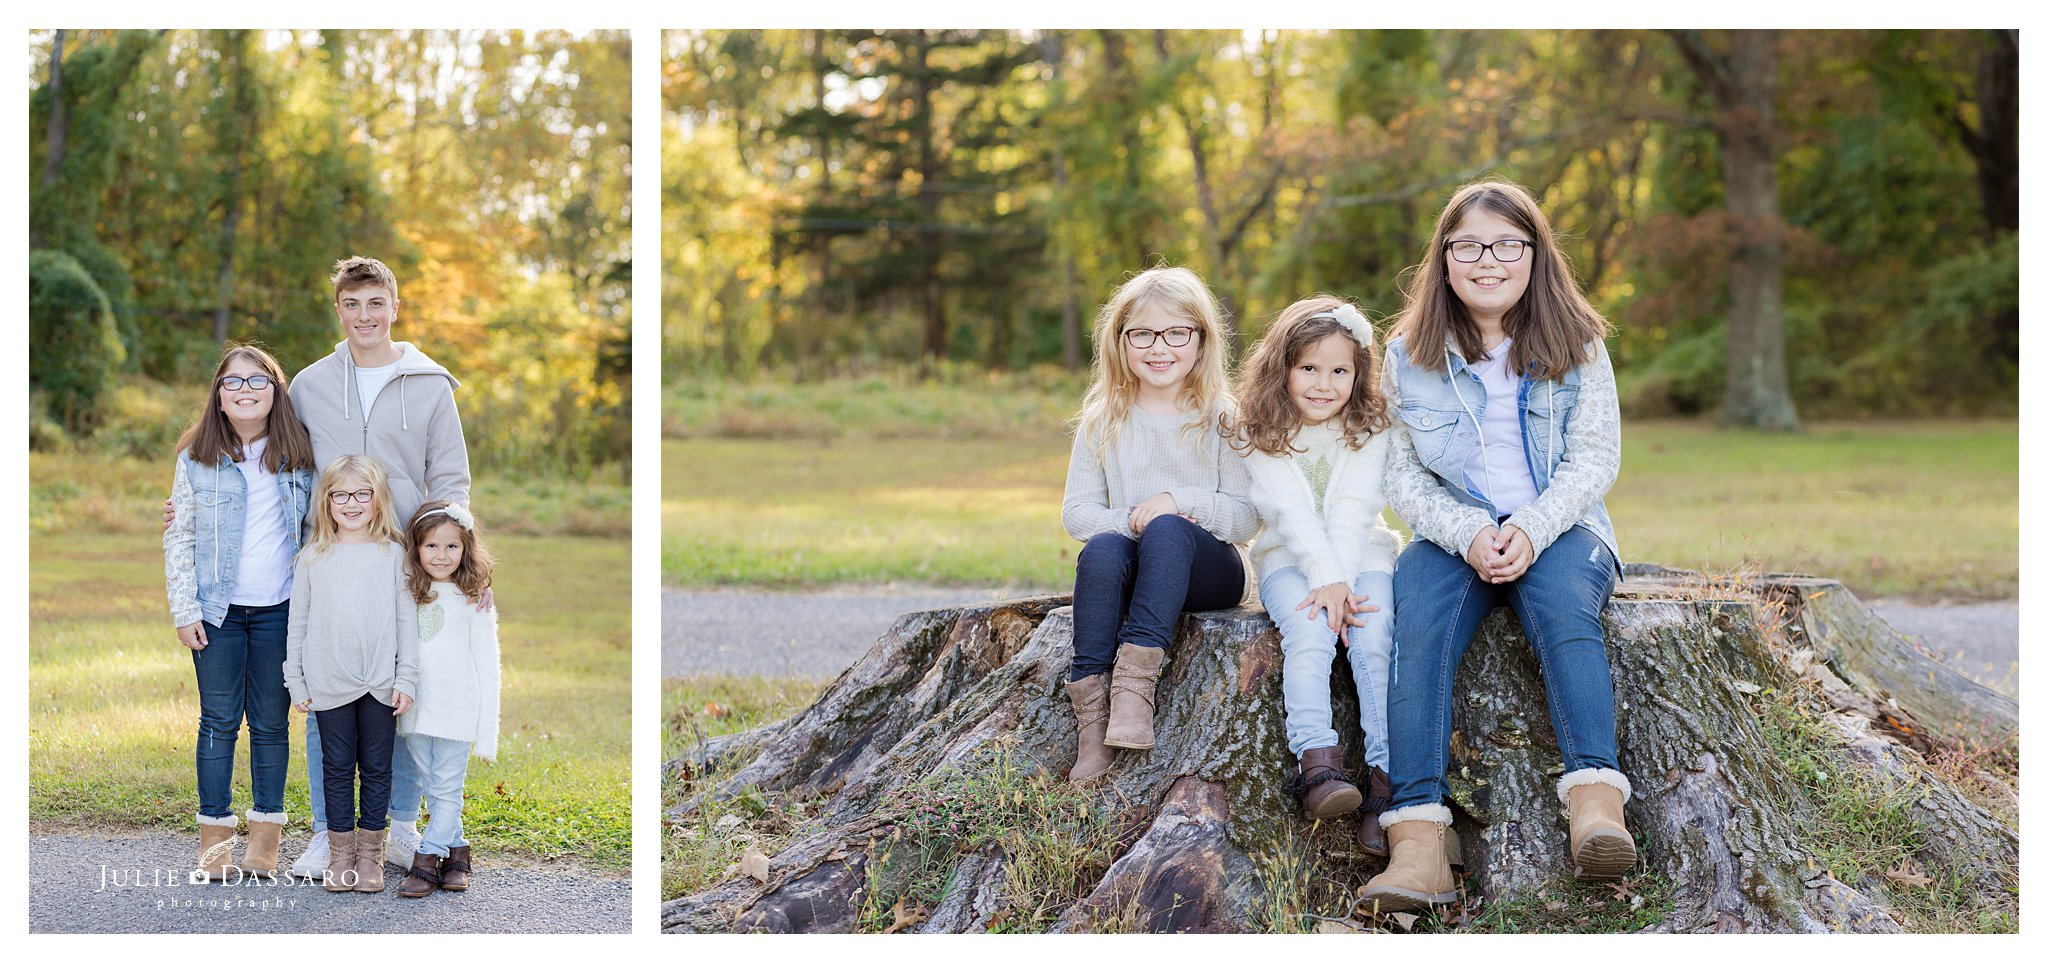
[230,437,294,607]
[1460,338,1539,517]
[353,357,400,419]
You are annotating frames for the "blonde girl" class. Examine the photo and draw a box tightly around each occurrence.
[164,344,316,879]
[1232,296,1404,855]
[394,500,500,898]
[284,454,418,894]
[1059,266,1259,782]
[1364,180,1628,911]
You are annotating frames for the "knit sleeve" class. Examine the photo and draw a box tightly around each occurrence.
[1504,341,1621,558]
[164,458,202,627]
[1061,428,1127,542]
[474,603,502,761]
[1168,420,1260,544]
[283,556,311,706]
[392,547,420,700]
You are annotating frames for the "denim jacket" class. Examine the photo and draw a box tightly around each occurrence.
[1381,335,1622,572]
[164,450,315,627]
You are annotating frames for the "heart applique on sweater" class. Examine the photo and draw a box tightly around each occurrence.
[418,602,446,643]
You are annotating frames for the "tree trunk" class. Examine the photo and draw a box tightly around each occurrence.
[663,571,2014,933]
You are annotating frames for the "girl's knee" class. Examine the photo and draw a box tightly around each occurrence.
[1076,532,1134,578]
[1135,513,1199,549]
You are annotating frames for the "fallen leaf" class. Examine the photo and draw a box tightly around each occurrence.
[1387,912,1419,931]
[880,898,928,934]
[1315,920,1361,934]
[702,701,731,719]
[738,848,772,882]
[1884,861,1934,889]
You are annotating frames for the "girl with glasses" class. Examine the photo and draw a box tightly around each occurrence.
[165,344,317,882]
[1058,266,1259,782]
[285,454,419,894]
[1364,180,1630,911]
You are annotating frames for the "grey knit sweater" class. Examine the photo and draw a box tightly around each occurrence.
[1061,406,1260,546]
[283,541,420,711]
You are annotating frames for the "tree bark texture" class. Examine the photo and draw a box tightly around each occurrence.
[663,572,2014,933]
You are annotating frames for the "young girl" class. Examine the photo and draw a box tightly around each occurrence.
[1232,296,1403,856]
[284,454,419,894]
[1059,266,1259,781]
[1363,180,1628,911]
[165,345,316,880]
[394,500,500,898]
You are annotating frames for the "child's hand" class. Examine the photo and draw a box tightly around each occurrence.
[1465,526,1505,582]
[392,691,413,715]
[295,700,312,713]
[1298,582,1353,640]
[1491,525,1534,582]
[1127,492,1179,534]
[176,622,208,650]
[475,587,495,613]
[162,497,176,531]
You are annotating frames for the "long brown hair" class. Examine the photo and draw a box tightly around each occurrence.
[1232,296,1392,458]
[404,500,495,606]
[1390,180,1609,378]
[175,344,315,472]
[306,455,403,556]
[1071,265,1235,459]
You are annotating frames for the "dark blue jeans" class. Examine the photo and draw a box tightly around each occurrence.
[1070,514,1244,682]
[314,693,396,833]
[1386,525,1620,812]
[192,600,291,818]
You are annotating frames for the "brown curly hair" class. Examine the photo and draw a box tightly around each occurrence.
[1230,295,1392,458]
[404,500,494,606]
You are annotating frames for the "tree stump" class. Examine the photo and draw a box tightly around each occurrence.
[663,570,2016,934]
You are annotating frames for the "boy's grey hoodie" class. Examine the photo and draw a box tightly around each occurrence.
[290,340,470,523]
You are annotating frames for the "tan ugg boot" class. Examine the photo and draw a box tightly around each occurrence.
[1359,804,1459,912]
[196,814,238,882]
[1297,747,1362,820]
[1561,768,1636,879]
[1101,643,1166,750]
[1066,673,1115,782]
[240,810,286,877]
[353,828,388,893]
[322,830,359,893]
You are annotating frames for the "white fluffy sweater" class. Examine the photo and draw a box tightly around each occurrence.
[397,583,502,760]
[1242,421,1405,588]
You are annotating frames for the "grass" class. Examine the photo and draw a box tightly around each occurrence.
[661,675,828,900]
[29,528,631,874]
[664,406,2016,599]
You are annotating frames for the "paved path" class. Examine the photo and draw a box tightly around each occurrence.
[666,587,2017,695]
[29,831,628,934]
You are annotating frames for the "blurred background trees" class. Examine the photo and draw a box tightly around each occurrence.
[29,29,631,476]
[663,29,2017,427]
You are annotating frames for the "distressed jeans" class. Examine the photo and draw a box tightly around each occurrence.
[1069,514,1244,682]
[192,601,291,817]
[1259,567,1395,766]
[1385,525,1619,813]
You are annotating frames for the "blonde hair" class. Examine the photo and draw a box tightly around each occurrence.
[1232,295,1392,458]
[1071,266,1234,458]
[306,455,404,555]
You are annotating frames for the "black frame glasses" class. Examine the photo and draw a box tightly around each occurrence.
[328,489,376,505]
[218,375,276,391]
[1443,238,1531,263]
[1123,326,1200,349]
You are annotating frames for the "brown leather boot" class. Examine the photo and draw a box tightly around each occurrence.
[440,845,471,891]
[1066,673,1115,782]
[322,830,359,893]
[1102,643,1165,750]
[397,852,442,898]
[196,814,238,882]
[1562,770,1636,879]
[353,828,388,893]
[1355,765,1391,856]
[1359,806,1459,912]
[239,810,285,877]
[1296,747,1361,820]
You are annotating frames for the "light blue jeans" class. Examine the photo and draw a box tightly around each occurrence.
[307,713,426,832]
[1259,567,1395,767]
[408,735,472,857]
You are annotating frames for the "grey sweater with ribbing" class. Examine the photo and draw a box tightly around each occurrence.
[283,541,420,711]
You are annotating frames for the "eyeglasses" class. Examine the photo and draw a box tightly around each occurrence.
[1444,239,1530,263]
[1123,326,1199,349]
[218,375,276,391]
[328,489,376,505]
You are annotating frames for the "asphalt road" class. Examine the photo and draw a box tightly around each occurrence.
[29,831,629,934]
[665,587,2017,694]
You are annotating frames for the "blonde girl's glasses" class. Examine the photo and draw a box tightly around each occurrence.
[1123,326,1199,349]
[218,375,276,391]
[328,489,375,505]
[1444,239,1530,263]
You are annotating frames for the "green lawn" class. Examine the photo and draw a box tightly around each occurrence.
[664,420,2016,600]
[30,528,631,873]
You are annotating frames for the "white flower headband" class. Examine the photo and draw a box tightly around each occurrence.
[417,504,474,531]
[1308,303,1374,348]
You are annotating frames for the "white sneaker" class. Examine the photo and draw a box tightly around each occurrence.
[385,820,421,867]
[289,832,329,879]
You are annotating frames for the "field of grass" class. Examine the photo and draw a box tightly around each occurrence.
[664,412,2017,600]
[30,513,631,871]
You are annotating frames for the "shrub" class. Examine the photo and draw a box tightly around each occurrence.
[29,250,125,433]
